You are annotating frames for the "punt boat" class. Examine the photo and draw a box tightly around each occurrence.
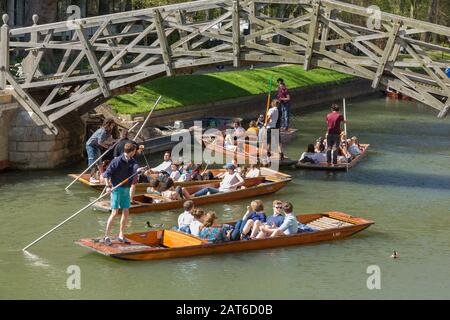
[294,144,370,171]
[197,134,297,168]
[92,174,291,214]
[75,211,374,261]
[68,167,290,192]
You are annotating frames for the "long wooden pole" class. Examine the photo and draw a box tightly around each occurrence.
[65,96,161,191]
[343,98,348,172]
[133,95,162,141]
[264,76,273,126]
[23,168,146,251]
[64,121,140,191]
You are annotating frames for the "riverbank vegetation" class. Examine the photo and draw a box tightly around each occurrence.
[107,65,352,114]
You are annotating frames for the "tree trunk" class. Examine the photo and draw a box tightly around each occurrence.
[99,0,110,15]
[26,0,57,25]
[420,0,439,43]
[0,0,6,16]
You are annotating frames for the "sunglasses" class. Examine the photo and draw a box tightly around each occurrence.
[275,206,283,209]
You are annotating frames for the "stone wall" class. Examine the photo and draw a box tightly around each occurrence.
[0,103,17,170]
[8,109,86,170]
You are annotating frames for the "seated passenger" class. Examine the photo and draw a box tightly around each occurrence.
[347,138,361,157]
[177,162,193,182]
[146,179,161,195]
[315,137,326,153]
[224,133,237,152]
[169,163,181,181]
[189,208,206,237]
[188,164,244,197]
[245,164,260,178]
[239,200,267,239]
[149,151,172,174]
[177,200,194,233]
[251,200,284,239]
[190,164,203,181]
[199,211,230,243]
[299,144,326,163]
[256,201,298,238]
[247,120,259,136]
[160,178,183,201]
[337,147,350,163]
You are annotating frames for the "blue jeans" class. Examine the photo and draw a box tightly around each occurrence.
[194,187,220,197]
[230,219,246,241]
[86,144,101,166]
[281,102,290,129]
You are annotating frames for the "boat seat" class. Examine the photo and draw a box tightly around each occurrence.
[306,217,353,230]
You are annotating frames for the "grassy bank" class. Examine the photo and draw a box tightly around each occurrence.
[108,65,352,115]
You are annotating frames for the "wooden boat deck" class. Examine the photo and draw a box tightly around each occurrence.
[75,211,374,261]
[294,144,370,171]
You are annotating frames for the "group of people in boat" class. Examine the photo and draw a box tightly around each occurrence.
[143,159,262,203]
[298,103,363,166]
[221,78,291,158]
[174,199,314,243]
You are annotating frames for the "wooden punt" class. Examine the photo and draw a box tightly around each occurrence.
[294,144,370,171]
[93,175,291,214]
[198,134,297,168]
[75,211,374,261]
[68,167,290,192]
[68,170,223,192]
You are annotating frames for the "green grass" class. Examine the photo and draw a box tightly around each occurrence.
[107,65,352,114]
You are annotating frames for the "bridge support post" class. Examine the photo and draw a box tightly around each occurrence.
[304,0,320,71]
[232,0,241,67]
[0,14,10,89]
[155,9,174,76]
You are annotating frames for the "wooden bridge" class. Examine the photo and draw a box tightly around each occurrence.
[1,0,449,135]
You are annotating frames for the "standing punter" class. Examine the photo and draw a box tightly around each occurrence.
[326,104,346,166]
[103,143,142,245]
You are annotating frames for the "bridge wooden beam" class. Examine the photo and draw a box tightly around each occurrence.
[372,21,401,89]
[5,72,58,135]
[0,15,9,89]
[75,25,110,98]
[304,0,321,71]
[232,0,241,67]
[155,9,174,76]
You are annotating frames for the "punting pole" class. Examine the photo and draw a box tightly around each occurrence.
[23,168,147,252]
[65,96,162,191]
[64,121,140,191]
[133,95,162,142]
[343,98,349,172]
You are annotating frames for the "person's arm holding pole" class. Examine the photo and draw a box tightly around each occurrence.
[65,121,141,191]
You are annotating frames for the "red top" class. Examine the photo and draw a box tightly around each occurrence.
[327,112,344,134]
[277,86,290,102]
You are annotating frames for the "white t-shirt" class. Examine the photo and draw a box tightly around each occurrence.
[266,107,279,128]
[300,152,327,163]
[246,168,260,178]
[219,172,241,192]
[170,170,181,181]
[178,211,194,228]
[189,220,203,237]
[234,127,246,138]
[152,160,172,173]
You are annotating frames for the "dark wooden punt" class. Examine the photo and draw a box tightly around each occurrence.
[93,175,290,214]
[75,211,374,261]
[198,135,297,168]
[68,169,225,192]
[294,144,370,171]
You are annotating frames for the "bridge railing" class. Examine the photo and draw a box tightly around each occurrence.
[1,0,450,134]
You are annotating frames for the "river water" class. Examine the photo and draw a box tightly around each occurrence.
[1,95,449,299]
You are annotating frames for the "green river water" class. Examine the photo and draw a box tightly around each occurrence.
[1,96,449,299]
